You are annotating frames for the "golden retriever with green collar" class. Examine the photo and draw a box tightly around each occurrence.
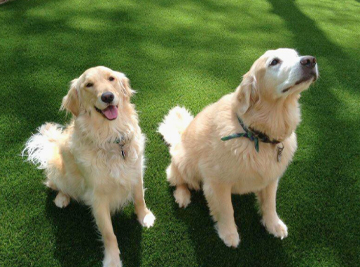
[23,66,155,267]
[159,48,318,247]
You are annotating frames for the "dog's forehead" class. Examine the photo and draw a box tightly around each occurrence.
[82,66,113,81]
[263,48,299,60]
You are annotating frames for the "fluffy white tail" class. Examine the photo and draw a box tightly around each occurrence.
[158,106,193,147]
[22,123,64,169]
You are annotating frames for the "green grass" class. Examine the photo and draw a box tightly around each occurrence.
[1,0,360,266]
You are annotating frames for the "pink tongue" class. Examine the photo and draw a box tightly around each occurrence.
[102,105,118,120]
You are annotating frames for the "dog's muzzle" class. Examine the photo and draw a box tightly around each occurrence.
[95,92,118,120]
[282,56,318,93]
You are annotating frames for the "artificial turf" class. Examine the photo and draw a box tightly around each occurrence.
[1,0,360,266]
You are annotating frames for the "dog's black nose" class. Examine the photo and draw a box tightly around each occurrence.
[300,56,317,69]
[101,92,114,103]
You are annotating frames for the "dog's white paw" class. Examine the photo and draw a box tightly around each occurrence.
[221,232,240,248]
[140,211,156,228]
[54,192,70,208]
[103,252,122,267]
[216,224,240,248]
[173,186,191,208]
[103,258,122,267]
[262,217,288,240]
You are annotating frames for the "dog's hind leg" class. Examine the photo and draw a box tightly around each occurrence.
[173,184,191,208]
[45,179,58,191]
[166,162,191,208]
[45,158,70,208]
[54,191,70,208]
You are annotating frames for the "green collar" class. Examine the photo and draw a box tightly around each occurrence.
[221,116,280,152]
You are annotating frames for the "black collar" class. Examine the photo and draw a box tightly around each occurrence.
[245,123,281,145]
[221,115,280,152]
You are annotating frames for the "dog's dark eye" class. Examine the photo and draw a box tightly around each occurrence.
[86,82,94,88]
[270,58,280,66]
[109,76,115,81]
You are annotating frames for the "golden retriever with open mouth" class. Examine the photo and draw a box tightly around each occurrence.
[23,66,155,267]
[158,48,318,247]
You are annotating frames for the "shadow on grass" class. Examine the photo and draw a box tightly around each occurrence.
[45,191,143,267]
[168,187,294,267]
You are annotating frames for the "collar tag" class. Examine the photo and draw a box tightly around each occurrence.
[277,143,284,162]
[114,136,126,160]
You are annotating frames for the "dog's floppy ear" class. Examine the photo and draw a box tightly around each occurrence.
[61,78,80,116]
[235,72,258,114]
[115,72,135,100]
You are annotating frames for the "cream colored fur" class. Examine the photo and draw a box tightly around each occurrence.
[159,48,318,247]
[23,66,155,267]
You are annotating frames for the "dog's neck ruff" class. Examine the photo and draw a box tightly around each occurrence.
[221,116,281,152]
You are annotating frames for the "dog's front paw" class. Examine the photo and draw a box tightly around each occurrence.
[216,223,240,248]
[103,253,122,267]
[221,232,240,248]
[262,217,288,240]
[138,210,156,228]
[142,212,156,228]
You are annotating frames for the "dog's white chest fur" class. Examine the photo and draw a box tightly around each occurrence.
[227,133,297,194]
[58,131,144,212]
